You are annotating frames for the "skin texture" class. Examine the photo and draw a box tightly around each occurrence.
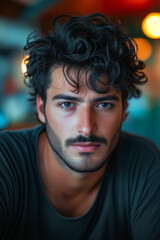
[37,66,128,217]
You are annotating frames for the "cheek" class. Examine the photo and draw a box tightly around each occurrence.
[110,113,122,127]
[47,111,74,139]
[98,111,123,143]
[103,116,122,150]
[100,112,122,131]
[46,102,79,141]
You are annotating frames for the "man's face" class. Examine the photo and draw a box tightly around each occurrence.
[37,67,127,173]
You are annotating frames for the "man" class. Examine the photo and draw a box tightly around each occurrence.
[0,13,160,240]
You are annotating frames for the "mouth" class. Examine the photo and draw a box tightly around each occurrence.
[71,142,101,152]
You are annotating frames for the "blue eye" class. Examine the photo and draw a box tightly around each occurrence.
[59,102,74,109]
[98,102,113,109]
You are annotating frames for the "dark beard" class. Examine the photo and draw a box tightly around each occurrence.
[44,118,108,173]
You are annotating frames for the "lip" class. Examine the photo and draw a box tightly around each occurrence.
[71,142,100,152]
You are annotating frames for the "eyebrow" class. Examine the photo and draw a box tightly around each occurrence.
[52,94,119,103]
[52,94,83,102]
[92,95,119,102]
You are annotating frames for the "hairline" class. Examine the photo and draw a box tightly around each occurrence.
[43,64,127,106]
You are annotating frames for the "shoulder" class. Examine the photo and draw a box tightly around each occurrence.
[0,125,44,175]
[117,134,160,239]
[0,124,43,148]
[0,124,43,139]
[0,125,44,194]
[118,131,159,157]
[0,125,44,235]
[114,132,160,176]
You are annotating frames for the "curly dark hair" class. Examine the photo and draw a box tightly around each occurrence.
[24,13,147,105]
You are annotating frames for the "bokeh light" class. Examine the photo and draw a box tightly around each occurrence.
[134,38,152,61]
[142,12,160,39]
[21,55,29,74]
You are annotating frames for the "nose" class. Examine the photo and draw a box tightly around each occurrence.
[76,106,97,136]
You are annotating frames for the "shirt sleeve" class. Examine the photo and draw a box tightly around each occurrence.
[0,138,21,240]
[0,152,10,239]
[131,168,160,240]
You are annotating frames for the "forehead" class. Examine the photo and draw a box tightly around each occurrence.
[48,66,120,97]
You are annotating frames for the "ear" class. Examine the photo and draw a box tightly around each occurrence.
[37,95,46,123]
[122,100,128,122]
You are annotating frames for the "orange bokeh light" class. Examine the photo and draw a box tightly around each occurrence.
[142,12,160,39]
[134,38,152,61]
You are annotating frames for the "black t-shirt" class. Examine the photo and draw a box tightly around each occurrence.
[0,125,160,240]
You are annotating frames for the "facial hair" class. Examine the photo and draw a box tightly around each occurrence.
[44,118,110,173]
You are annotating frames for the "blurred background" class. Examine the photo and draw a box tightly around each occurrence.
[0,0,160,148]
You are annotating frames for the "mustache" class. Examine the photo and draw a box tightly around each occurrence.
[65,135,107,146]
